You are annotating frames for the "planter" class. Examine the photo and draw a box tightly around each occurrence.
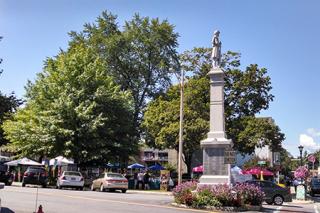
[171,203,262,212]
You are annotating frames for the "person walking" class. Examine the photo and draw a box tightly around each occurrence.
[137,171,144,190]
[144,171,150,190]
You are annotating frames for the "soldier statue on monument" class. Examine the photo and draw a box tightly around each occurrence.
[211,30,221,68]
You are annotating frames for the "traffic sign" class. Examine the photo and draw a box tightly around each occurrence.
[308,155,316,163]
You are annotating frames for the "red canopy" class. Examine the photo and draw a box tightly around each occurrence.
[242,167,273,176]
[192,165,203,173]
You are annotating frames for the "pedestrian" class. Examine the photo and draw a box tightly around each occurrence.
[137,171,144,190]
[144,171,150,190]
[133,172,138,189]
[168,177,174,191]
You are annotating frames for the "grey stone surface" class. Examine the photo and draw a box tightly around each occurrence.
[199,31,232,185]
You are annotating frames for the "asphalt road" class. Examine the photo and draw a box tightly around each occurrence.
[1,185,320,213]
[0,186,202,213]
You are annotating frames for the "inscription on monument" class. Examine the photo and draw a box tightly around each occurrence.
[203,148,228,175]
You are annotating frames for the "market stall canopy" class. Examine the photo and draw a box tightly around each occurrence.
[127,163,145,169]
[49,156,74,166]
[5,157,42,166]
[242,167,273,176]
[148,164,164,171]
[231,166,243,175]
[192,165,203,173]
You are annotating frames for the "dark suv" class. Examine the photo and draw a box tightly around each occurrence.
[0,164,13,186]
[22,167,47,188]
[310,177,320,196]
[247,180,292,205]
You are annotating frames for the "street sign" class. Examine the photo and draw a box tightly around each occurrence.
[258,161,266,165]
[224,148,236,164]
[308,155,316,163]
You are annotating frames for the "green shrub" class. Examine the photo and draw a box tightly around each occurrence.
[192,188,222,208]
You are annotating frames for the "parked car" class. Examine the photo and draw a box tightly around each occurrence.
[0,164,13,186]
[22,167,47,188]
[91,172,128,193]
[56,171,84,190]
[247,180,292,205]
[310,177,320,196]
[0,182,4,212]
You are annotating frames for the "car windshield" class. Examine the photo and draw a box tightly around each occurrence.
[107,173,124,178]
[64,172,81,176]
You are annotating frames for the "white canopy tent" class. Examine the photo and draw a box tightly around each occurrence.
[5,157,42,166]
[49,156,74,166]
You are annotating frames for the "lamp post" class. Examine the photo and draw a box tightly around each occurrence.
[298,145,304,166]
[178,69,185,185]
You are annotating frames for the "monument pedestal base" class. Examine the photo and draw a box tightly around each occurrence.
[199,137,232,185]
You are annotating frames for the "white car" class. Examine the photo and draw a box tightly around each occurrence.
[57,171,84,190]
[91,173,128,193]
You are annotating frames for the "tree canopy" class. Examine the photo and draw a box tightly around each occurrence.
[68,11,179,131]
[142,48,285,173]
[0,36,23,147]
[3,45,137,164]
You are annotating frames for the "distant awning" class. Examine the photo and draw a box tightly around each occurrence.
[127,163,145,169]
[49,156,74,166]
[148,164,164,171]
[5,157,42,166]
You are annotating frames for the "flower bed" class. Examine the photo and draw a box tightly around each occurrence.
[172,182,264,211]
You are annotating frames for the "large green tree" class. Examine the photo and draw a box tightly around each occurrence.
[0,36,23,147]
[3,45,137,164]
[68,11,179,132]
[142,48,285,173]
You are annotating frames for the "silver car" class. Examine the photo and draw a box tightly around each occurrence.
[91,172,128,193]
[57,171,84,190]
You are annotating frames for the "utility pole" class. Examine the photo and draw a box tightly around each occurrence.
[178,69,184,185]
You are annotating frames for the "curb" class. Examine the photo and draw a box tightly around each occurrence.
[128,190,172,196]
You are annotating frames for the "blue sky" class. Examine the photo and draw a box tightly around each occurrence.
[1,0,320,157]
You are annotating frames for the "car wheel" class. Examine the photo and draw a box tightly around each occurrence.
[310,191,314,197]
[100,184,104,192]
[79,187,83,191]
[6,181,12,186]
[122,189,127,193]
[22,182,26,187]
[42,184,47,188]
[273,195,284,205]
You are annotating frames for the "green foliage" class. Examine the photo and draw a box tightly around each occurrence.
[68,11,179,128]
[143,48,285,172]
[3,45,137,164]
[242,156,270,170]
[0,37,23,147]
[192,189,222,208]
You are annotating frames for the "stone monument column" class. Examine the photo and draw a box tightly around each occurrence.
[199,30,232,185]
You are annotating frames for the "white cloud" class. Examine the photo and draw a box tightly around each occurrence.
[299,134,320,151]
[307,128,320,138]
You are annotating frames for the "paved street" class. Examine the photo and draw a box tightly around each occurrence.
[1,185,320,213]
[0,185,198,213]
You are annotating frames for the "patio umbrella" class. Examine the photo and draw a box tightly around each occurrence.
[127,163,145,169]
[242,167,273,176]
[192,165,203,173]
[148,164,164,171]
